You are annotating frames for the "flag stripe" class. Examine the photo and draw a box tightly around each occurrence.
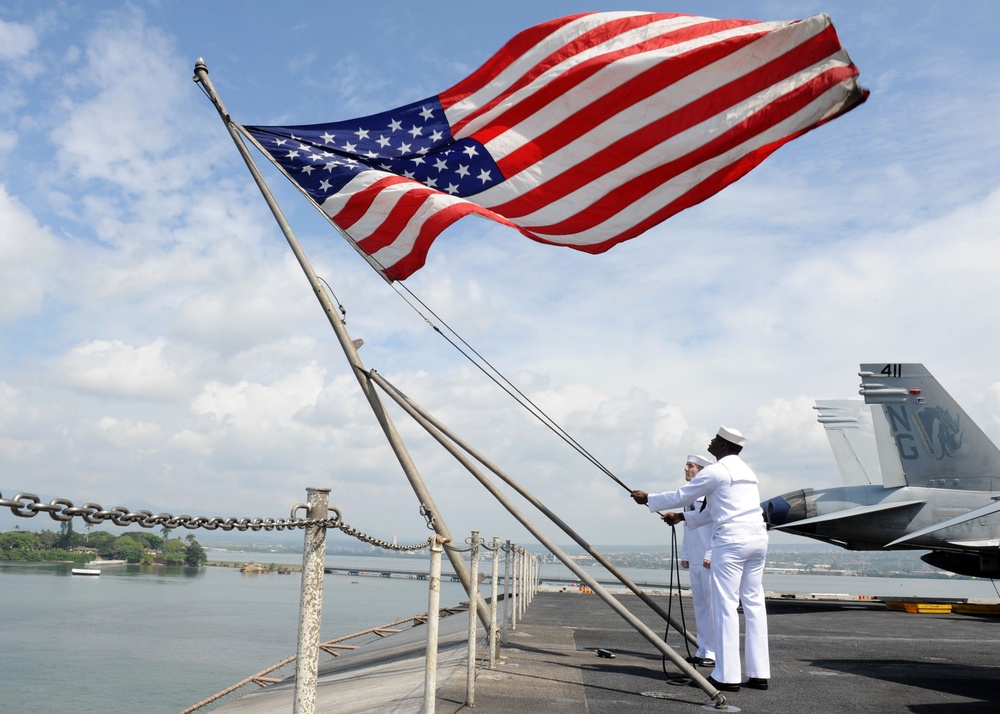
[481,20,849,228]
[537,68,867,251]
[462,19,763,149]
[444,14,722,138]
[438,13,592,113]
[483,27,776,201]
[372,202,505,281]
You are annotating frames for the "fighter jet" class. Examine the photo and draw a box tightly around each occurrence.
[762,363,1000,578]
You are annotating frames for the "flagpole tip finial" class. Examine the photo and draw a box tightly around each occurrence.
[194,57,207,73]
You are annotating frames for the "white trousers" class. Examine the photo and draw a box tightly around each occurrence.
[709,532,770,684]
[689,561,716,659]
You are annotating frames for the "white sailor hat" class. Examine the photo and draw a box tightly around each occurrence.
[686,454,712,468]
[716,426,747,447]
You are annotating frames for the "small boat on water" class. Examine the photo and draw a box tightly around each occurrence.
[71,568,101,576]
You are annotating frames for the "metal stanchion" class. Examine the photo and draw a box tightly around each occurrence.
[510,546,519,632]
[424,535,448,714]
[502,540,512,644]
[519,547,527,620]
[488,536,500,668]
[293,488,330,714]
[466,531,480,707]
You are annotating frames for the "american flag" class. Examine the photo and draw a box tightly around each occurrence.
[243,11,867,281]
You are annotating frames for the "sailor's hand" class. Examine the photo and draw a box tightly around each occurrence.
[630,490,648,505]
[703,559,711,569]
[662,512,684,526]
[680,560,690,569]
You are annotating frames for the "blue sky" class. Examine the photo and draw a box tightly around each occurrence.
[2,1,1000,547]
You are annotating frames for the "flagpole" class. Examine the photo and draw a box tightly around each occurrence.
[192,59,489,628]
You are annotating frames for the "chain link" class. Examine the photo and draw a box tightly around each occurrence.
[0,491,428,552]
[333,521,429,552]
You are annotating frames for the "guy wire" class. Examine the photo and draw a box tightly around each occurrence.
[389,279,632,492]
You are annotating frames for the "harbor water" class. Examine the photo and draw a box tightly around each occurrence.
[2,553,466,714]
[3,551,998,714]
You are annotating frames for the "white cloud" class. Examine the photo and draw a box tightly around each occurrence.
[0,186,67,322]
[0,17,38,61]
[52,338,186,401]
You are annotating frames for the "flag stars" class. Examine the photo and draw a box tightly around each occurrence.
[248,111,500,207]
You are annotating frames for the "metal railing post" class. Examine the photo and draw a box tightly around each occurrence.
[424,535,447,714]
[510,546,519,632]
[502,541,511,644]
[489,536,499,668]
[466,531,480,707]
[519,547,527,620]
[293,487,330,714]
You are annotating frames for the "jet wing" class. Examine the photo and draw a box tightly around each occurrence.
[885,499,1000,547]
[769,499,925,530]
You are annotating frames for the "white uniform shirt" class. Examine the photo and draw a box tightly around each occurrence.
[646,454,764,531]
[681,497,713,563]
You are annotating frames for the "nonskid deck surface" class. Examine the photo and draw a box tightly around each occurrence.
[215,591,1000,713]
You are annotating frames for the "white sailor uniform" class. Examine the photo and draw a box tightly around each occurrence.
[646,454,770,685]
[682,497,716,662]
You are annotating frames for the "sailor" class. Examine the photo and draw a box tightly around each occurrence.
[631,427,770,693]
[670,453,716,668]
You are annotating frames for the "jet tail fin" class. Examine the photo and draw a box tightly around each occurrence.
[860,363,1000,491]
[814,399,880,486]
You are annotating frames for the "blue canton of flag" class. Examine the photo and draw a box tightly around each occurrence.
[246,98,502,203]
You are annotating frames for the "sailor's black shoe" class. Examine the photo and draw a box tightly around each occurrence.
[707,676,740,692]
[685,656,716,667]
[746,677,769,690]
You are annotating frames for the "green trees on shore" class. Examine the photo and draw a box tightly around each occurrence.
[0,527,207,566]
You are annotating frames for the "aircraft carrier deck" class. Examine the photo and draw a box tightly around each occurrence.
[214,589,1000,713]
